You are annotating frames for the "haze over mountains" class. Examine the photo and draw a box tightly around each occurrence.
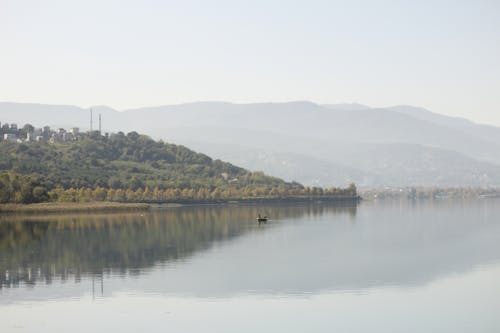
[2,101,500,188]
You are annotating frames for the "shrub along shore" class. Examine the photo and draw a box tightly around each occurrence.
[0,202,150,214]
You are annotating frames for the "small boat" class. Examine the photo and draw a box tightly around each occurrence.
[256,214,268,223]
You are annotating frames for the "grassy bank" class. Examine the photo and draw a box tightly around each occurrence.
[0,202,150,214]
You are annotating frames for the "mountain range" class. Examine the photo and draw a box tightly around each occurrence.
[1,101,499,188]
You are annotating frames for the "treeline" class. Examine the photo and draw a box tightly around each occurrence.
[47,183,357,203]
[0,171,357,204]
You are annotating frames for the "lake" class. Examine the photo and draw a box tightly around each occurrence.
[1,200,500,332]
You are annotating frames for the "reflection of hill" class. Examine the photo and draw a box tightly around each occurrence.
[0,203,357,288]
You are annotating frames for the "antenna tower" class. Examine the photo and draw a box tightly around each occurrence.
[99,114,102,134]
[90,109,93,132]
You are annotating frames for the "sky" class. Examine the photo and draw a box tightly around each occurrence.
[1,0,499,126]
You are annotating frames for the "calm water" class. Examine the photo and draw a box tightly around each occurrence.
[1,200,500,332]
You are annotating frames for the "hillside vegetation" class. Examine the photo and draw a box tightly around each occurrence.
[0,131,356,204]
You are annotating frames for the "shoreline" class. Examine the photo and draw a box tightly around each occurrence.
[0,196,360,214]
[146,195,361,206]
[0,202,151,214]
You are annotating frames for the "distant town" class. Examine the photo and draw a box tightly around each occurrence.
[0,121,107,143]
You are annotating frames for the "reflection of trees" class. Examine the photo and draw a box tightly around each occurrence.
[0,203,356,288]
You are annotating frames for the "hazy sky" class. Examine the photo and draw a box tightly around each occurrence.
[1,0,499,125]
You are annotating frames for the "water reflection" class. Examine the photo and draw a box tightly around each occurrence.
[0,203,356,289]
[1,200,500,300]
[2,200,500,333]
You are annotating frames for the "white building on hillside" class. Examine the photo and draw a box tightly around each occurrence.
[3,133,17,142]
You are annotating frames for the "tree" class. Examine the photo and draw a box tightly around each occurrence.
[126,131,140,141]
[108,177,123,189]
[22,124,35,134]
[347,183,357,196]
[129,177,144,191]
[32,186,48,202]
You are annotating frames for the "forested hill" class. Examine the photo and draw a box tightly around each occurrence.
[0,131,298,192]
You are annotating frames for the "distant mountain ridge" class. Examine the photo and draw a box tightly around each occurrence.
[1,101,500,187]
